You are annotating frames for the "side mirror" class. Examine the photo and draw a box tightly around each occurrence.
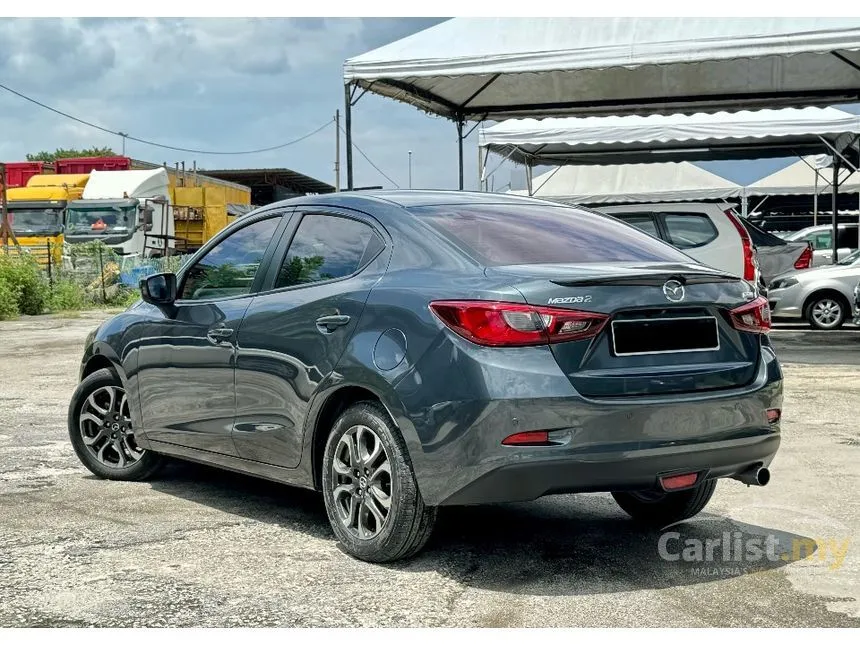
[140,273,177,306]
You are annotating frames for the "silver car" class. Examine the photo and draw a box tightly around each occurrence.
[853,279,860,326]
[769,249,860,329]
[782,223,859,267]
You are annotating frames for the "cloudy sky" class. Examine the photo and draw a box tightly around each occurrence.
[0,17,856,192]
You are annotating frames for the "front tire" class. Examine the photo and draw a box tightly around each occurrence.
[321,402,436,563]
[806,295,846,330]
[612,479,717,527]
[68,368,164,481]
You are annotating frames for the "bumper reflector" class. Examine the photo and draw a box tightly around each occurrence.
[660,472,699,491]
[502,431,550,446]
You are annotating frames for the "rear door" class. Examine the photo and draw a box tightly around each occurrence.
[231,209,389,468]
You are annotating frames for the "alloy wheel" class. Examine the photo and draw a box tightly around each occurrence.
[78,385,144,468]
[811,299,843,329]
[331,424,393,539]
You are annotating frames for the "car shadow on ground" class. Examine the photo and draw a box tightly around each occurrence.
[147,460,814,596]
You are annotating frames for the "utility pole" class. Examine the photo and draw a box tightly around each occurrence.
[118,132,128,156]
[335,110,340,192]
[408,150,412,189]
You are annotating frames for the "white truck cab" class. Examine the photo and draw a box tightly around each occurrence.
[64,169,174,259]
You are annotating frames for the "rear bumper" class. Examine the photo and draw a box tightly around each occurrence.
[440,432,779,505]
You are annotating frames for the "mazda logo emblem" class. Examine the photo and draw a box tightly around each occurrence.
[662,280,685,302]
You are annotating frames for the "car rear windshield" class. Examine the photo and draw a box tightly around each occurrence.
[409,203,693,266]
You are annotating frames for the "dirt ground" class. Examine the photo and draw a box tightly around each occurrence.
[0,311,858,627]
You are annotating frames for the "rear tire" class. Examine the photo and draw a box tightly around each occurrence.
[612,479,717,527]
[68,368,164,481]
[321,402,437,563]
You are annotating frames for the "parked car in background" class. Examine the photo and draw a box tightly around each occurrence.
[599,203,761,287]
[853,279,860,326]
[782,223,859,266]
[769,249,860,329]
[67,191,781,563]
[738,218,812,285]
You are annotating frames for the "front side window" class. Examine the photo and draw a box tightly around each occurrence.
[662,213,718,249]
[274,214,383,289]
[180,216,281,300]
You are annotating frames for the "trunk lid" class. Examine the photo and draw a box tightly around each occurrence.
[486,262,761,397]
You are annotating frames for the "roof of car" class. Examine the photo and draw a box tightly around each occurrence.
[261,189,568,211]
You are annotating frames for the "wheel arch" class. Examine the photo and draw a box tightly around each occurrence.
[802,287,851,320]
[306,383,404,491]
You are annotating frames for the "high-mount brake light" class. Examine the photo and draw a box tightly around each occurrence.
[429,300,609,347]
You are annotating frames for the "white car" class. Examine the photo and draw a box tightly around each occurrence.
[782,223,859,266]
[599,203,760,285]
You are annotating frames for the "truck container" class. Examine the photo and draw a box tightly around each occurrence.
[4,162,46,188]
[56,156,132,175]
[130,160,252,251]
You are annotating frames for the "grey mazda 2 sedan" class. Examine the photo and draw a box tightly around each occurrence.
[68,191,782,562]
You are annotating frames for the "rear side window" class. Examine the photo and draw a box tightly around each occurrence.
[274,214,383,288]
[614,213,661,238]
[663,213,718,249]
[409,203,691,266]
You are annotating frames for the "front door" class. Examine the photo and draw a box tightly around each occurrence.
[135,213,286,455]
[232,211,388,468]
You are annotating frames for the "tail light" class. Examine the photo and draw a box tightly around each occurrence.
[729,296,771,334]
[429,300,609,347]
[794,244,813,270]
[724,210,758,282]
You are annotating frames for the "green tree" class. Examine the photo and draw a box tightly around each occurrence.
[26,147,118,162]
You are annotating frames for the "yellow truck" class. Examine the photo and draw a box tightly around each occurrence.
[5,174,90,267]
[130,160,252,252]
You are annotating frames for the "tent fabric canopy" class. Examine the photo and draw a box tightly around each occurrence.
[508,161,742,205]
[344,18,860,121]
[746,157,860,197]
[479,108,860,167]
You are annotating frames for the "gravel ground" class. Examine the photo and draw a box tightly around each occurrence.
[0,312,858,627]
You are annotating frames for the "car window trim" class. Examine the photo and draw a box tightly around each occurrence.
[174,208,294,304]
[257,208,389,295]
[658,211,719,250]
[609,211,668,241]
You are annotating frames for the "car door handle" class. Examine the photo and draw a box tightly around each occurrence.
[206,327,234,345]
[315,314,351,333]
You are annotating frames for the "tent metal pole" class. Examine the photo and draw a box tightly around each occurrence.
[344,84,354,191]
[813,171,818,226]
[741,188,748,218]
[526,163,533,196]
[457,118,465,190]
[832,159,840,265]
[478,145,486,191]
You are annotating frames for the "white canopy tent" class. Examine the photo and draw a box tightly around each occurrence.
[746,156,860,197]
[507,162,742,205]
[478,108,860,169]
[342,17,860,189]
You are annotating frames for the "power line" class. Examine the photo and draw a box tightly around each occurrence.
[0,81,333,156]
[337,124,400,188]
